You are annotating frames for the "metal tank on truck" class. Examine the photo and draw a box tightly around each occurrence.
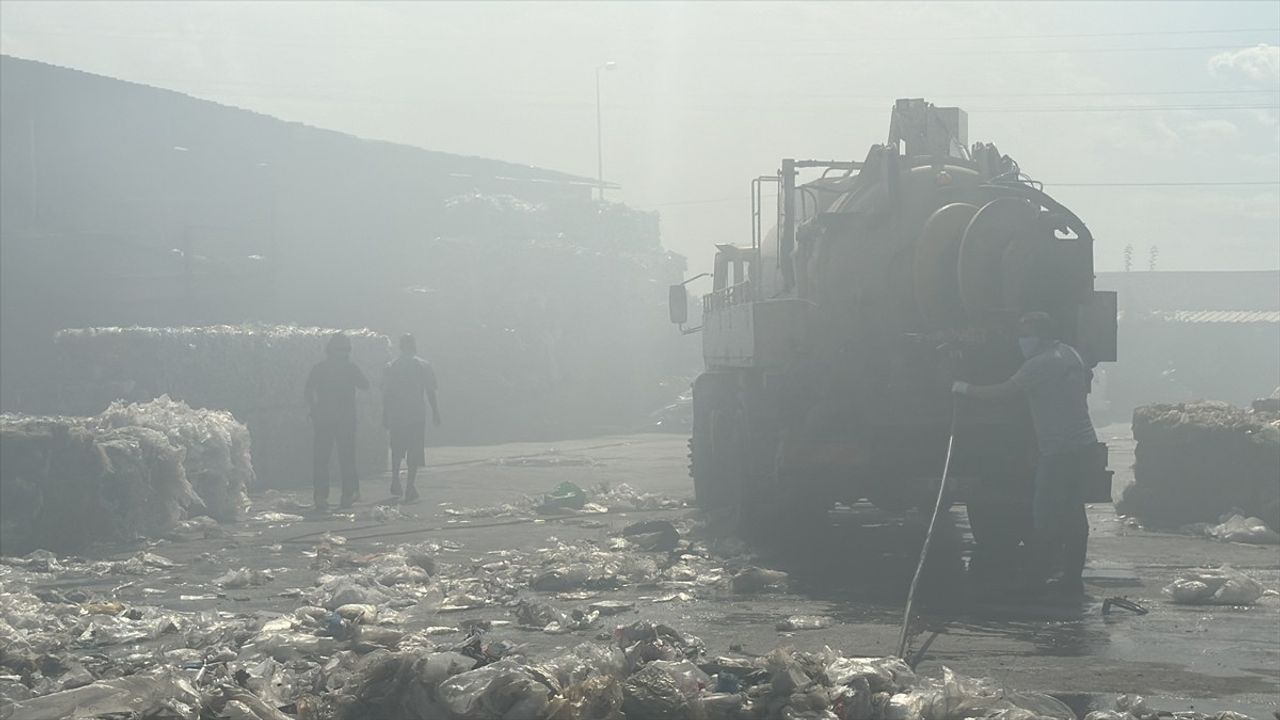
[668,99,1117,571]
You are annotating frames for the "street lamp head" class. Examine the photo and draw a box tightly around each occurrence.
[602,61,617,71]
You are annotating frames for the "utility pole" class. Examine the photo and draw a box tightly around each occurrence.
[595,61,616,201]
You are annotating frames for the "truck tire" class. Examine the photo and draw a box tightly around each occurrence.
[691,374,741,511]
[738,434,830,554]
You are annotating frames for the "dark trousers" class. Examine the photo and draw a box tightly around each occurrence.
[314,420,357,504]
[1032,447,1090,583]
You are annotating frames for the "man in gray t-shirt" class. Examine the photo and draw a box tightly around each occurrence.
[952,312,1098,596]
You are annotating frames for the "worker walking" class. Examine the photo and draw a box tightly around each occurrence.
[952,312,1098,597]
[382,333,440,504]
[305,332,370,512]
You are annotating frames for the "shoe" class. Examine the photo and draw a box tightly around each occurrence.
[390,478,403,497]
[403,486,420,504]
[313,501,330,515]
[339,491,360,509]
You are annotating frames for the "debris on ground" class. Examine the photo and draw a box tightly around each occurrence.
[1163,566,1267,605]
[0,516,1266,720]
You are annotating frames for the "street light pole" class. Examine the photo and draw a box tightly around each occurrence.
[595,61,616,202]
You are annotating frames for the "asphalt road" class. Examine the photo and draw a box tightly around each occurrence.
[63,426,1280,717]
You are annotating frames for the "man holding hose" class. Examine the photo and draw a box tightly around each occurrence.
[952,311,1098,597]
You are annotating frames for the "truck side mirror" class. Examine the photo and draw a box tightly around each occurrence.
[668,285,688,325]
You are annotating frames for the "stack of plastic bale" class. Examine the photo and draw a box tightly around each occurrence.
[0,415,109,553]
[54,325,391,487]
[1120,401,1280,531]
[95,395,250,522]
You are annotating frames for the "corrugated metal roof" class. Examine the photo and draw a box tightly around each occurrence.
[1158,310,1280,324]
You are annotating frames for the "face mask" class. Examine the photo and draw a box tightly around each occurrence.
[1018,336,1041,359]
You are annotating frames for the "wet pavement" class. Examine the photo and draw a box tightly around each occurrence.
[8,427,1279,717]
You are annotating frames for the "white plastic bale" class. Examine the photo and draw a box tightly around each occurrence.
[95,395,253,522]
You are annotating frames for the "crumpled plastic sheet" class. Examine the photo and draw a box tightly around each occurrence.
[5,665,201,720]
[1163,566,1268,605]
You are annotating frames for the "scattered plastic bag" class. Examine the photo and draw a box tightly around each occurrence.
[622,521,680,552]
[437,659,558,719]
[215,568,273,589]
[539,482,588,513]
[731,566,789,594]
[1163,566,1266,605]
[777,615,833,631]
[513,600,598,634]
[1206,515,1280,545]
[885,667,1074,720]
[822,653,916,694]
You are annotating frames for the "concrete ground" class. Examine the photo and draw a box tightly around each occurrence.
[54,426,1280,717]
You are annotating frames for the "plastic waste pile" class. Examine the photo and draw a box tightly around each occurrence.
[0,546,1082,720]
[0,397,252,553]
[53,324,391,487]
[1120,401,1280,533]
[0,506,1270,719]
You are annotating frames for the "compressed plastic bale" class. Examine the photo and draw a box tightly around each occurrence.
[0,416,111,553]
[95,424,198,538]
[1123,402,1280,530]
[96,395,253,521]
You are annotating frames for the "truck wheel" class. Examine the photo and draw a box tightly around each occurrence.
[691,375,741,511]
[740,436,829,554]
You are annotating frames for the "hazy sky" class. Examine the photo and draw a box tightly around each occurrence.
[2,1,1278,274]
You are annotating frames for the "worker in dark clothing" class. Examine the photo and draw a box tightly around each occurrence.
[952,312,1098,597]
[305,332,370,511]
[382,333,440,504]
